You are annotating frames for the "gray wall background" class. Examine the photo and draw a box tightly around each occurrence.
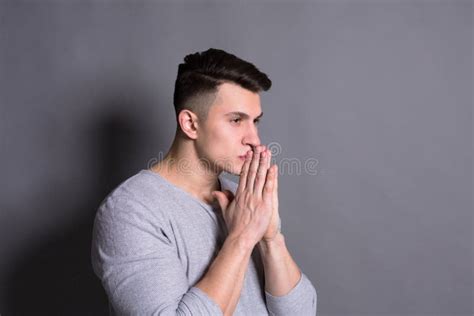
[0,1,472,315]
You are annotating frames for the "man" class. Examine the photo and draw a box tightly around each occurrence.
[91,48,317,315]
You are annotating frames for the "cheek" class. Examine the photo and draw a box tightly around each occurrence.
[208,129,239,159]
[210,124,236,144]
[211,133,232,155]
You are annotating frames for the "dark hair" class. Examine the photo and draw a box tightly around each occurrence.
[173,48,272,124]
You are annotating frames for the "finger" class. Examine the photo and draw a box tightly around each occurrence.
[246,145,262,193]
[236,150,252,195]
[254,146,269,197]
[262,164,275,203]
[267,148,272,169]
[223,189,235,203]
[272,164,279,210]
[272,164,280,230]
[212,191,230,211]
[273,163,278,194]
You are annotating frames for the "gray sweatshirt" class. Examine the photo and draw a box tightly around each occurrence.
[91,169,317,315]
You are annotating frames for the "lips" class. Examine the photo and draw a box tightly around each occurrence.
[238,150,253,159]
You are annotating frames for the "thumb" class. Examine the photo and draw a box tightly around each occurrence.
[212,190,233,211]
[222,189,235,203]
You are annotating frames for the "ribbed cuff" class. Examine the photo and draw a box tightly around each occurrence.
[265,272,317,315]
[187,286,224,315]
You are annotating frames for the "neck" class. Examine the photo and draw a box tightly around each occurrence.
[151,133,222,206]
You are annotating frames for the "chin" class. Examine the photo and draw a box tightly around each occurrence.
[225,168,240,176]
[219,165,238,176]
[218,160,241,176]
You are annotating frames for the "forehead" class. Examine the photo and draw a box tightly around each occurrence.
[210,82,262,116]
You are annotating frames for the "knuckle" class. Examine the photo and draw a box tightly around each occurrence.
[265,183,273,191]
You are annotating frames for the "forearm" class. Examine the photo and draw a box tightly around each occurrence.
[224,251,249,316]
[257,232,301,296]
[195,236,253,315]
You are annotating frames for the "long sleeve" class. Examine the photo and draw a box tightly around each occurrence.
[264,272,317,316]
[91,196,223,316]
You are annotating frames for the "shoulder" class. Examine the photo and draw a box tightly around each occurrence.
[95,169,174,222]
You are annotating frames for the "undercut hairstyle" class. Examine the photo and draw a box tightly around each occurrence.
[173,48,272,126]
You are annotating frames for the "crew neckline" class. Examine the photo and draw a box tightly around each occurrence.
[140,169,224,211]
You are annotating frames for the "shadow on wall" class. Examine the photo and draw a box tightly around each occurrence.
[4,93,157,315]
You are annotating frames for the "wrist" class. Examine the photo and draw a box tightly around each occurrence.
[258,232,285,254]
[225,233,256,253]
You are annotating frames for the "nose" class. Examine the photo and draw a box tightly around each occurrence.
[242,125,260,151]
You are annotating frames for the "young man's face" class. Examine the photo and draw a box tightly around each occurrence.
[196,82,263,176]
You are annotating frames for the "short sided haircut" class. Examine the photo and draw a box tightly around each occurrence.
[173,48,272,124]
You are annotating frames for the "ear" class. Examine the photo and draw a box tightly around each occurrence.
[177,109,199,140]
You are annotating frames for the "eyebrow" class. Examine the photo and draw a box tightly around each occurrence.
[225,111,263,120]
